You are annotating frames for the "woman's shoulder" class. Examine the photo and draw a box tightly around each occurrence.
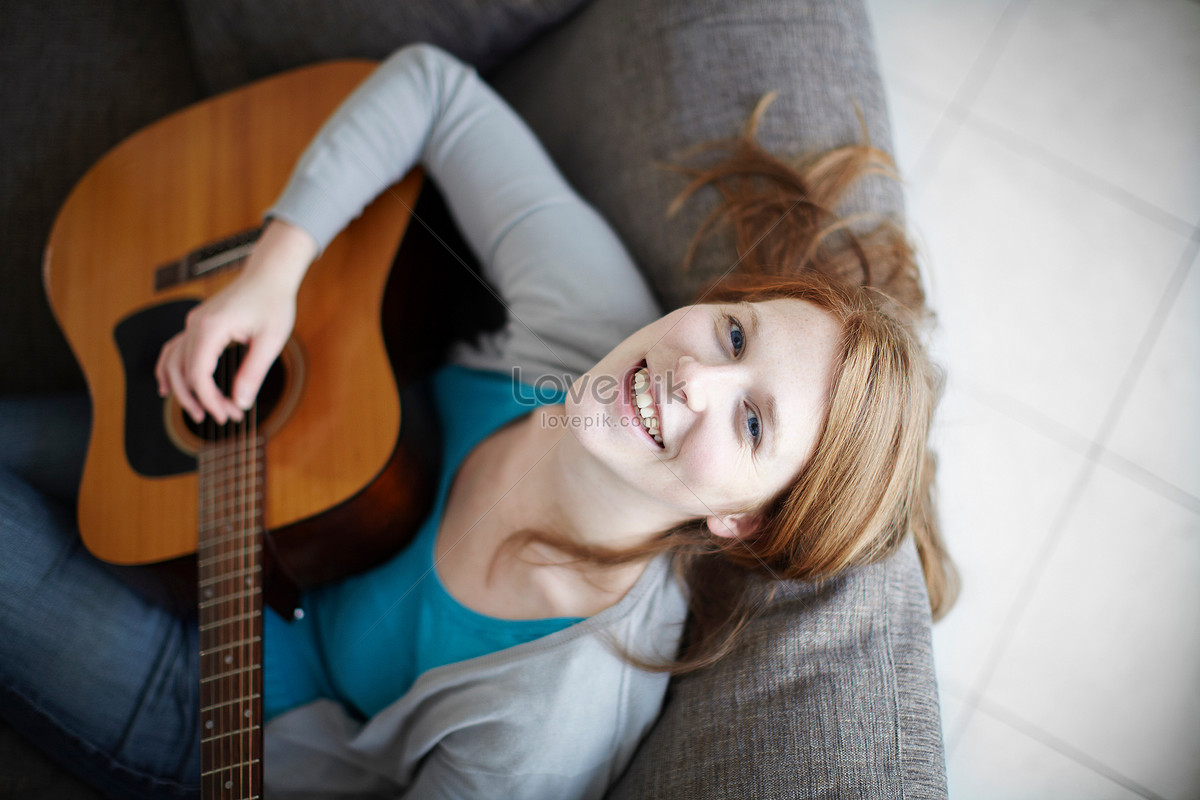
[264,553,686,797]
[409,557,684,785]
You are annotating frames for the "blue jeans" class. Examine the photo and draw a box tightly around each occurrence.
[0,395,201,799]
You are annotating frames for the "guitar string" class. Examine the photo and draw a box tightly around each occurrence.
[224,348,232,798]
[241,346,249,799]
[200,416,208,796]
[246,353,259,798]
[240,350,256,800]
[235,345,245,800]
[242,347,252,800]
[223,347,232,798]
[208,359,218,798]
[227,348,238,799]
[206,357,222,797]
[249,359,259,798]
[239,345,255,799]
[239,348,250,799]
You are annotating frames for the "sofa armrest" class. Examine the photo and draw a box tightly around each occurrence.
[610,539,946,799]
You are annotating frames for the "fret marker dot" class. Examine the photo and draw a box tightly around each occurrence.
[204,588,213,598]
[244,709,252,718]
[245,577,252,586]
[225,655,232,664]
[205,720,214,729]
[225,780,232,789]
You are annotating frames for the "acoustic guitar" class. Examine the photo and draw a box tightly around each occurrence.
[41,60,497,798]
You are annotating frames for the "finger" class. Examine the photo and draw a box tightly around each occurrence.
[232,334,285,411]
[163,343,207,424]
[155,336,177,398]
[185,322,242,424]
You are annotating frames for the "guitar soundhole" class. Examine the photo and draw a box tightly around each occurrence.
[183,344,288,440]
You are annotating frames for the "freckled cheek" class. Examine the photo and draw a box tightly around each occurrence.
[667,446,735,504]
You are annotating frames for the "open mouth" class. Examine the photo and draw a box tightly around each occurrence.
[627,358,664,448]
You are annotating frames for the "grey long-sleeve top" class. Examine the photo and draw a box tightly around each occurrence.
[260,44,688,799]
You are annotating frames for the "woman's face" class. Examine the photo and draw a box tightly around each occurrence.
[566,298,842,536]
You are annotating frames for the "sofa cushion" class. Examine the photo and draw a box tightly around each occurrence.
[178,0,593,95]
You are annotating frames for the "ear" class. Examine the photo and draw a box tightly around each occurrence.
[705,512,762,540]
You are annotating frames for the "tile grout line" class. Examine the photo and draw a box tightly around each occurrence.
[940,693,974,763]
[1092,447,1200,517]
[910,0,1031,190]
[1088,233,1200,454]
[952,110,1196,240]
[962,370,1200,518]
[948,452,1096,750]
[971,695,1169,800]
[962,380,1094,458]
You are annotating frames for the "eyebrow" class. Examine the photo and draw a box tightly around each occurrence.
[741,303,778,460]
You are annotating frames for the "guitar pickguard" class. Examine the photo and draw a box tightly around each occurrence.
[114,300,199,477]
[115,300,294,477]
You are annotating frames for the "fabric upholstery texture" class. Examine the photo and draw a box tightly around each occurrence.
[490,0,904,311]
[177,0,592,95]
[607,540,945,800]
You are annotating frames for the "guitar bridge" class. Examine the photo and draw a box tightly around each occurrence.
[154,226,262,290]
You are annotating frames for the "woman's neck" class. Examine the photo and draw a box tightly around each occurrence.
[504,405,688,556]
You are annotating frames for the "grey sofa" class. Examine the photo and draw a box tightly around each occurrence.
[0,0,947,797]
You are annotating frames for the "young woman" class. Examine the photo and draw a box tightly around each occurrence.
[0,43,953,799]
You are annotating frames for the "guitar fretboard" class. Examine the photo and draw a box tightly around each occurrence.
[198,432,265,800]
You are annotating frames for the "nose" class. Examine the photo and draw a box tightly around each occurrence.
[673,355,737,415]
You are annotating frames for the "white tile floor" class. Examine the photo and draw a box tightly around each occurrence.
[864,1,1200,798]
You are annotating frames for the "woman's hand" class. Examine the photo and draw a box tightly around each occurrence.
[155,219,317,424]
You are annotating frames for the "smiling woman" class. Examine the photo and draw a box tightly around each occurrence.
[482,100,956,676]
[505,276,951,674]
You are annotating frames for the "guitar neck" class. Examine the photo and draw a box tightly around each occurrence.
[197,426,265,799]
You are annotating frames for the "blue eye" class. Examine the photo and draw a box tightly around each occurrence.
[725,314,762,448]
[729,320,745,355]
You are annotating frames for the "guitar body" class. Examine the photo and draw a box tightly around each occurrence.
[43,60,443,609]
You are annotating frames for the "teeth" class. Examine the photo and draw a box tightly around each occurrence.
[630,366,663,447]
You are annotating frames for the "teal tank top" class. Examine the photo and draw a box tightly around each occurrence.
[262,364,581,721]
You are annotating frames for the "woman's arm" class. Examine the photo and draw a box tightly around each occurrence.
[157,43,660,422]
[270,42,662,382]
